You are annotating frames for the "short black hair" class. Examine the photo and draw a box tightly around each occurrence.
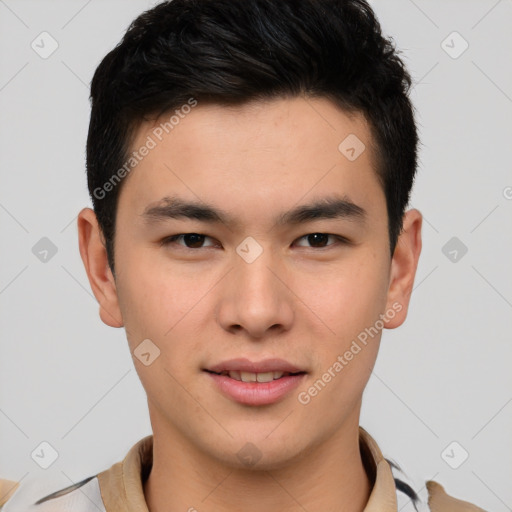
[87,0,419,275]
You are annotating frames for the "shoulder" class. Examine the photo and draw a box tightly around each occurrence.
[0,435,150,512]
[0,475,105,512]
[387,460,487,511]
[0,479,19,509]
[426,480,488,512]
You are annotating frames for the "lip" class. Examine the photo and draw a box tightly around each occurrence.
[206,358,305,374]
[205,372,307,406]
[203,358,307,406]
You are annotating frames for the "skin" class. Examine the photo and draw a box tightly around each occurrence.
[78,96,422,512]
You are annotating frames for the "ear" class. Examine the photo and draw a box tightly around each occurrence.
[77,207,124,328]
[384,208,422,329]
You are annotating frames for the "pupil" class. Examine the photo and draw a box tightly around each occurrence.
[308,233,328,247]
[184,233,204,248]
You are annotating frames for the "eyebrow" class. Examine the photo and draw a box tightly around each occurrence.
[141,194,366,230]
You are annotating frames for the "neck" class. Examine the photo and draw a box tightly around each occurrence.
[144,416,372,512]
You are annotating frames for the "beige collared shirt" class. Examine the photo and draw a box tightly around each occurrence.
[0,427,486,511]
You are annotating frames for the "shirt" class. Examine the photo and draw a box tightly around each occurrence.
[0,427,486,511]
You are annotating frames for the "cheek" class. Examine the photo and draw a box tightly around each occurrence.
[299,256,390,345]
[321,257,390,395]
[115,253,218,363]
[297,265,387,413]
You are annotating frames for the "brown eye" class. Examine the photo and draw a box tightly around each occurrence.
[161,233,216,249]
[306,233,330,247]
[181,233,206,248]
[295,233,344,248]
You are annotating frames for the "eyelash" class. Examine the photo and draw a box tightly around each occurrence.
[159,233,350,250]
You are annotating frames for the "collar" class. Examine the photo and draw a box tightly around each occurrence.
[96,426,398,512]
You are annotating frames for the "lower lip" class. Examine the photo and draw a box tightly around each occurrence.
[205,372,306,406]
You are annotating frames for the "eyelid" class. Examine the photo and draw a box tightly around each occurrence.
[293,233,348,248]
[160,234,218,248]
[160,232,350,249]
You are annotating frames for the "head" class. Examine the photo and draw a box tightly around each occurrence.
[87,0,419,275]
[79,0,422,470]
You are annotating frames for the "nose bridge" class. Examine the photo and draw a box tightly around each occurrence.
[216,239,294,337]
[236,244,279,299]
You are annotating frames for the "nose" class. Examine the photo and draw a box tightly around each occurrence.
[215,246,294,339]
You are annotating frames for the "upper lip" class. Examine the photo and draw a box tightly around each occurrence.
[205,358,306,374]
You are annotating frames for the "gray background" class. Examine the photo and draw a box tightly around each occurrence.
[0,0,511,510]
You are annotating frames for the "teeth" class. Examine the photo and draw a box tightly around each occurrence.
[228,370,241,380]
[226,370,289,382]
[240,371,257,382]
[256,372,274,383]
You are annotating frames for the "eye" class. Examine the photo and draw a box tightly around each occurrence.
[160,233,218,249]
[294,233,347,248]
[160,232,349,250]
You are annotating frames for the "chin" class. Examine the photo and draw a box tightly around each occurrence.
[207,435,310,472]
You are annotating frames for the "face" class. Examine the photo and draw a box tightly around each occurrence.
[78,96,421,470]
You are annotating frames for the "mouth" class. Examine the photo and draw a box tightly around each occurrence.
[203,358,308,406]
[204,369,306,383]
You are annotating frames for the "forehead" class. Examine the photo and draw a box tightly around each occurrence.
[117,96,384,226]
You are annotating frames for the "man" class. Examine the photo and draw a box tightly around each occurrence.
[1,0,486,510]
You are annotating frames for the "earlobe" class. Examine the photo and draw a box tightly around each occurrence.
[384,209,422,329]
[77,207,124,328]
